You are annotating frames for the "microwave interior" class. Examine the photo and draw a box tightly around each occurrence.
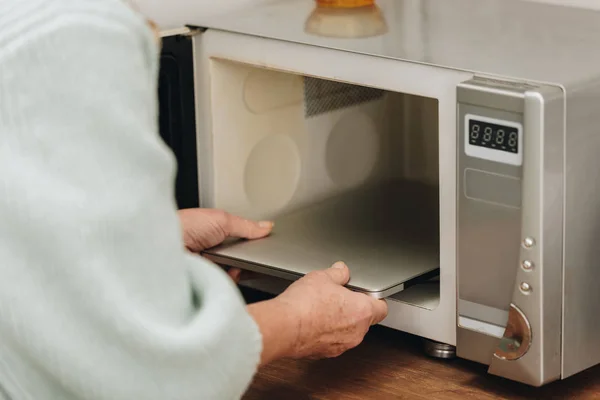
[202,58,441,301]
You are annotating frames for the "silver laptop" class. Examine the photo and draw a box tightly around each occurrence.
[202,181,440,298]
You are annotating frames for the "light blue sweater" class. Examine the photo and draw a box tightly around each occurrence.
[0,0,262,399]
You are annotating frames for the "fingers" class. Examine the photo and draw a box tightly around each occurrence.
[238,270,260,282]
[368,298,388,325]
[221,212,274,240]
[323,261,351,286]
[227,268,242,283]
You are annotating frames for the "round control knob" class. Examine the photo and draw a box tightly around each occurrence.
[522,260,534,271]
[520,282,532,294]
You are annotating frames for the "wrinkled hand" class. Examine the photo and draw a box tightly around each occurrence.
[178,208,273,281]
[276,262,388,359]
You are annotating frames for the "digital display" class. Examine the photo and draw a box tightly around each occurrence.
[468,119,519,154]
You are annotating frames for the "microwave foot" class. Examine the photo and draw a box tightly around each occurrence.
[423,339,456,359]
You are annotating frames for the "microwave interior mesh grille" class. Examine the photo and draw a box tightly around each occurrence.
[303,77,384,117]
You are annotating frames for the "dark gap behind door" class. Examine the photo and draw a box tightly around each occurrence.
[158,35,199,210]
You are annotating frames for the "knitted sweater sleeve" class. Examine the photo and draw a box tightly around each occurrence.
[0,5,261,400]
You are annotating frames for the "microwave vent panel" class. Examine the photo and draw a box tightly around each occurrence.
[303,77,384,117]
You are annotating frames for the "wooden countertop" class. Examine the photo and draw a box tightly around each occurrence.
[242,289,600,399]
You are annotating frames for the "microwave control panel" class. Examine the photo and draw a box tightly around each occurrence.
[456,77,565,383]
[456,77,529,354]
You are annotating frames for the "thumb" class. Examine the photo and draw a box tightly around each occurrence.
[369,298,388,325]
[222,213,274,240]
[323,261,351,286]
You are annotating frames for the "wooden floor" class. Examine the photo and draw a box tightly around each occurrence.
[242,290,600,400]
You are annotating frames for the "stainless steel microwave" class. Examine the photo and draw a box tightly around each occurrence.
[154,0,600,387]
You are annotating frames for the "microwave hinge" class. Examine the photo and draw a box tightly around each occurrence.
[185,25,208,35]
[159,26,205,39]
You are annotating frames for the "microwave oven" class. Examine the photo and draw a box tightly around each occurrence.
[155,0,600,388]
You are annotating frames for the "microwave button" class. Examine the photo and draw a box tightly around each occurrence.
[521,260,534,271]
[522,237,536,249]
[519,282,532,294]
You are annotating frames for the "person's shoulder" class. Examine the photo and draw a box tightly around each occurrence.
[0,0,150,55]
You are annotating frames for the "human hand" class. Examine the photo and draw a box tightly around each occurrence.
[178,208,273,281]
[248,262,388,365]
[279,262,388,359]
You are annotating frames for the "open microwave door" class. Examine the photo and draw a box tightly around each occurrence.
[202,181,440,299]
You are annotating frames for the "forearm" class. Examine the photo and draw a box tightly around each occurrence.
[247,298,299,366]
[0,12,262,399]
